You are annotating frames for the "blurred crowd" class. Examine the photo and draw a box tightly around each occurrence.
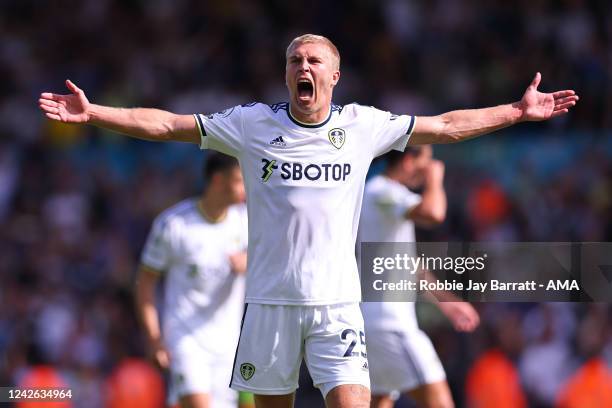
[1,0,611,407]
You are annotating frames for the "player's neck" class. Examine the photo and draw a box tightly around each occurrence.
[198,195,228,223]
[289,103,331,124]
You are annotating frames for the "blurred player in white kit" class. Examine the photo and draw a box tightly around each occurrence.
[359,146,479,408]
[135,152,250,408]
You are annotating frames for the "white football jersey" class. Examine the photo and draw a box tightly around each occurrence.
[359,175,422,331]
[194,103,415,305]
[141,199,248,354]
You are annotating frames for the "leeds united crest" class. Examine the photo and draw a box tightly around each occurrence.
[240,363,256,381]
[328,128,346,149]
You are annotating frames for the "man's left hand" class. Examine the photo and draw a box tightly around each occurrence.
[519,72,579,121]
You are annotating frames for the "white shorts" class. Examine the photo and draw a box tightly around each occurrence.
[168,337,237,408]
[230,303,370,398]
[366,328,446,396]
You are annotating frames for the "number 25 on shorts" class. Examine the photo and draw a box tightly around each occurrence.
[341,328,367,358]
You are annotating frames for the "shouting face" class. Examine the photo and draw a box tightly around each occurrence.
[285,41,340,123]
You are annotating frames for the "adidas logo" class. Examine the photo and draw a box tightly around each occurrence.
[269,136,287,147]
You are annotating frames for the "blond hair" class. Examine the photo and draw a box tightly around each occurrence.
[286,34,340,71]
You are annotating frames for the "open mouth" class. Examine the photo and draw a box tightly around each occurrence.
[297,79,314,100]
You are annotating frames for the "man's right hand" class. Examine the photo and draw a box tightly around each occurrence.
[149,339,171,370]
[229,251,248,275]
[38,79,90,123]
[437,301,480,332]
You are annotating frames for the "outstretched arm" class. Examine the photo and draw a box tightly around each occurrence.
[409,73,579,145]
[38,80,199,144]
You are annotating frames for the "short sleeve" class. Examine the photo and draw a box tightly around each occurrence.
[194,105,244,157]
[140,217,173,274]
[370,107,416,157]
[374,186,422,221]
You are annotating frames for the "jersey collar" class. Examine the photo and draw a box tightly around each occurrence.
[287,105,332,128]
